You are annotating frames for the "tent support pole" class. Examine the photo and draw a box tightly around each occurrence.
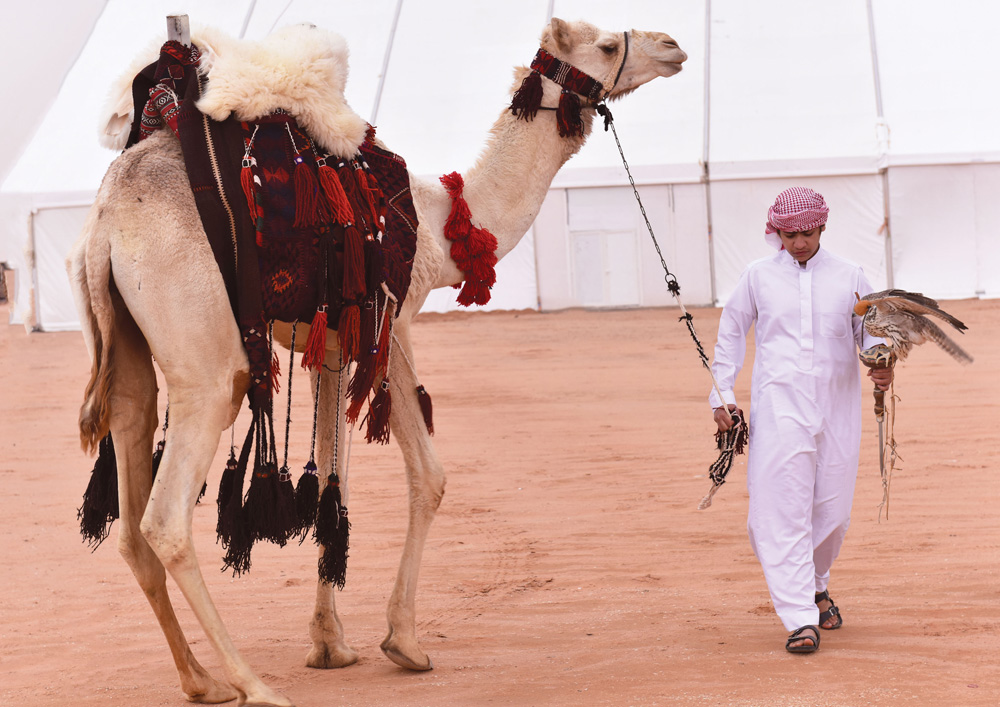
[702,0,717,305]
[371,0,404,125]
[866,0,894,288]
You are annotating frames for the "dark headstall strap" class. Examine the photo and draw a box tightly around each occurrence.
[529,48,604,102]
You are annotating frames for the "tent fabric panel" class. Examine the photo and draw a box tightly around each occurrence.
[888,163,1000,300]
[710,174,886,306]
[631,184,712,307]
[0,0,106,188]
[1,0,253,196]
[872,0,1000,158]
[536,182,711,311]
[709,0,877,164]
[33,206,91,331]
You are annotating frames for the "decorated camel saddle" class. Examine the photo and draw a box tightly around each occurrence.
[105,25,420,579]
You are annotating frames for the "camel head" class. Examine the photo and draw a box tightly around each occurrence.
[539,18,687,102]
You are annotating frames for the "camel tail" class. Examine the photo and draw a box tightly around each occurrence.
[67,208,116,454]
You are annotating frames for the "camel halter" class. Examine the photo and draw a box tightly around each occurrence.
[509,31,630,138]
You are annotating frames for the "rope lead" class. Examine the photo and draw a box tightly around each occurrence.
[599,102,745,505]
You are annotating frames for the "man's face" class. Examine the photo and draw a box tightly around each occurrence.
[777,226,823,264]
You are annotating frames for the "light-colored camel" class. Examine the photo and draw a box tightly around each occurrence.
[67,18,685,707]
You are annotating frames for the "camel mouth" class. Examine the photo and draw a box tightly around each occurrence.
[658,60,685,77]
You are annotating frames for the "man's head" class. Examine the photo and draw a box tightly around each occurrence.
[764,187,829,260]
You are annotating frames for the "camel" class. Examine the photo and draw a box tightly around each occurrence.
[67,17,686,707]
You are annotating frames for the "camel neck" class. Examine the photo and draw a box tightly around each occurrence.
[458,67,594,261]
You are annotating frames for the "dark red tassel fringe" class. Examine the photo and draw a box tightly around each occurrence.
[365,378,392,444]
[315,472,350,589]
[78,432,118,549]
[318,161,354,224]
[343,226,367,298]
[338,304,360,362]
[295,460,320,538]
[293,154,323,228]
[301,306,328,370]
[510,70,543,121]
[240,160,257,219]
[556,89,585,138]
[417,385,434,436]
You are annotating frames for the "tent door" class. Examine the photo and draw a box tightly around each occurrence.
[571,229,640,308]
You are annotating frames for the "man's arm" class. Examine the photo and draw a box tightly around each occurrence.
[710,270,755,431]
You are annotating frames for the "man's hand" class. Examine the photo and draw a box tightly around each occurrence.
[713,404,744,433]
[868,365,893,392]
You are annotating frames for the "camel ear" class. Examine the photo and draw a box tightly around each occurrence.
[548,17,575,53]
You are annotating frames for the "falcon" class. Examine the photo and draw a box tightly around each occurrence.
[854,289,973,364]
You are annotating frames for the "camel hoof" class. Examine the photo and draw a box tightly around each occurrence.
[305,643,359,669]
[184,680,239,704]
[237,691,295,707]
[380,632,433,671]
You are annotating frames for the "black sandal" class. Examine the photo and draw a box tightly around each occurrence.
[785,625,820,654]
[815,590,843,630]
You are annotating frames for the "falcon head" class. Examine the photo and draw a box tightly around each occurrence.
[853,292,872,317]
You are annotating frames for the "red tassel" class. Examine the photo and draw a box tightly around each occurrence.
[342,226,367,299]
[557,90,584,138]
[510,70,543,121]
[318,162,354,224]
[417,385,434,435]
[467,226,499,256]
[301,306,328,370]
[357,167,382,228]
[293,155,323,228]
[240,159,257,218]
[439,171,498,307]
[338,304,360,362]
[376,310,392,375]
[365,378,392,444]
[346,356,375,424]
[269,349,281,394]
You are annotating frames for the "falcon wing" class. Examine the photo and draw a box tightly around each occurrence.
[861,289,968,332]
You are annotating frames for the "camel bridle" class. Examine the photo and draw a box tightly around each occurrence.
[508,31,631,138]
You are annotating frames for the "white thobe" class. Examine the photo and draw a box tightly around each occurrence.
[709,247,882,631]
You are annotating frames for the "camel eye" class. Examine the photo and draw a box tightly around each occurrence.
[599,43,617,55]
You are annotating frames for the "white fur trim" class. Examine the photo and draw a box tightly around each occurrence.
[100,24,368,158]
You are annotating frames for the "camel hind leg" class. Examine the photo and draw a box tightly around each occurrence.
[107,292,238,704]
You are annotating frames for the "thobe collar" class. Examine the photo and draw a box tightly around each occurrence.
[780,246,827,271]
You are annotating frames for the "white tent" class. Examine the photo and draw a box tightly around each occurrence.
[2,0,998,331]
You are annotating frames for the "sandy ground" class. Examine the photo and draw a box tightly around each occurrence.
[1,297,998,707]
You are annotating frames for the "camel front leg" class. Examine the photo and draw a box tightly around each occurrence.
[306,362,360,669]
[109,303,238,705]
[380,322,445,671]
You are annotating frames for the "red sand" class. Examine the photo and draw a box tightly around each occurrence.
[1,298,998,706]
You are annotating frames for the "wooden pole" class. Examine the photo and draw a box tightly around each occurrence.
[167,15,190,45]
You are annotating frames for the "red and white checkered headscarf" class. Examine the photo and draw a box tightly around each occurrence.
[764,187,829,249]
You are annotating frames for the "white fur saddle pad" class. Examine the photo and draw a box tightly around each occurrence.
[101,24,368,159]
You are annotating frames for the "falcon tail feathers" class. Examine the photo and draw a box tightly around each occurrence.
[922,317,974,364]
